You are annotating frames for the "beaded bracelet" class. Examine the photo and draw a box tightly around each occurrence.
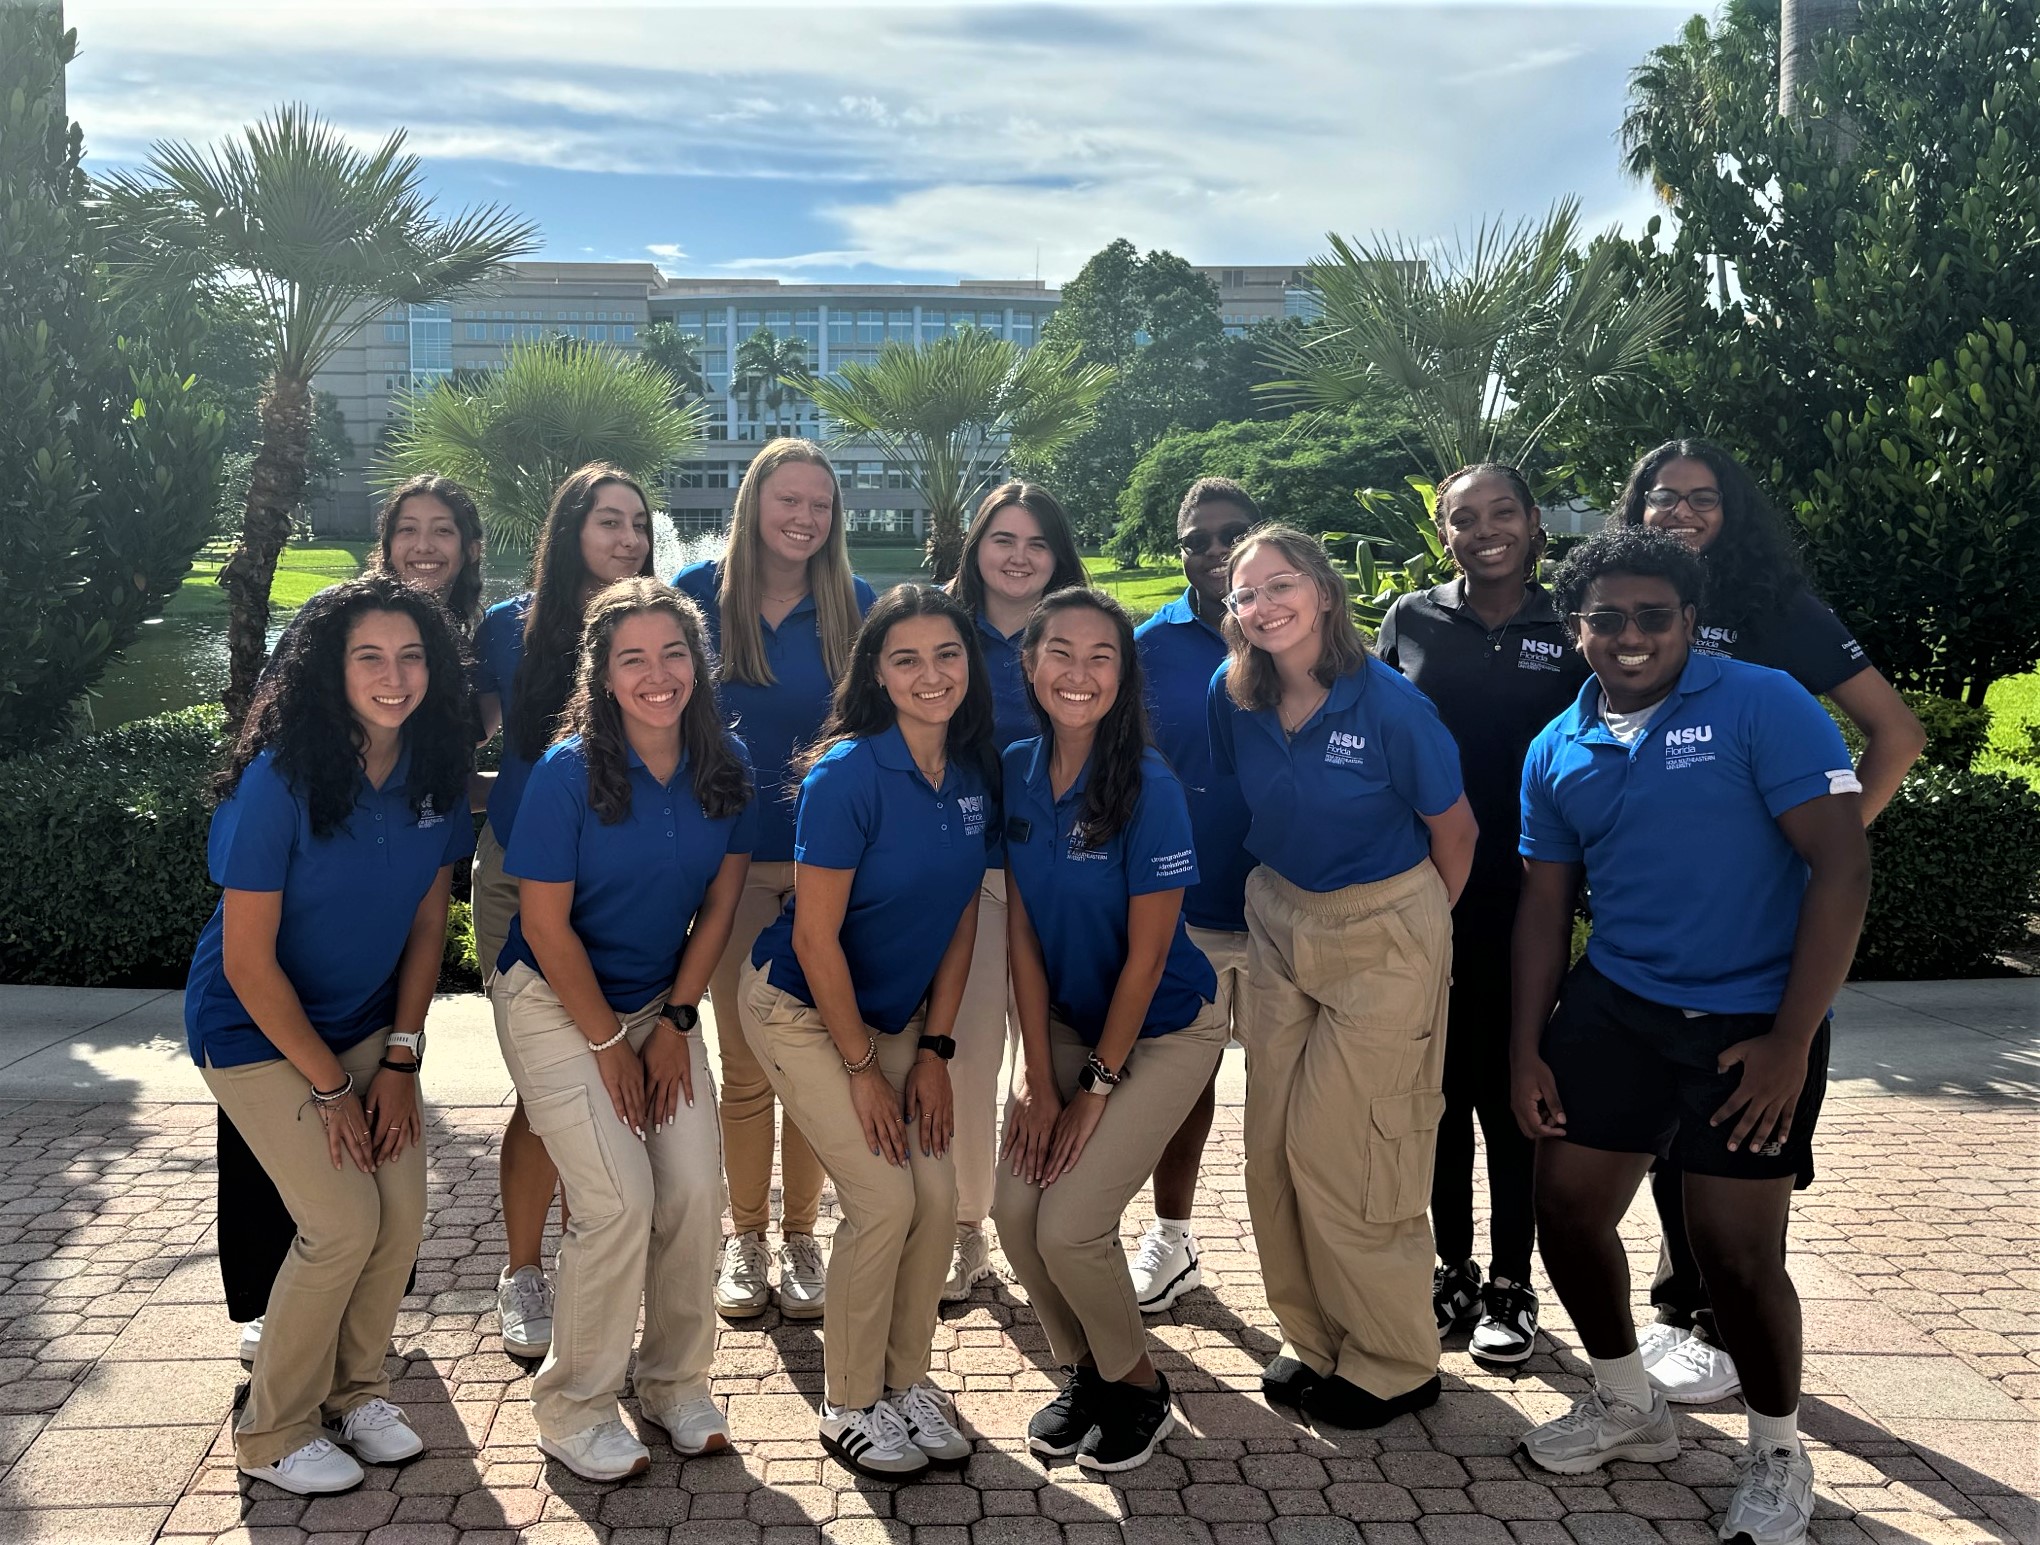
[589,1021,631,1053]
[841,1036,879,1075]
[310,1073,354,1104]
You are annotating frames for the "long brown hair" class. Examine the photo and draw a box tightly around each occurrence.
[561,578,752,824]
[1221,524,1369,712]
[716,439,861,686]
[947,480,1087,619]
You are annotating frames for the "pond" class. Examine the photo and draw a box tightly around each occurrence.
[85,524,936,733]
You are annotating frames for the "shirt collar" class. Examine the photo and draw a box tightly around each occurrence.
[622,741,690,780]
[1154,587,1225,638]
[975,609,1023,649]
[1019,736,1092,805]
[1433,579,1563,626]
[1248,659,1370,737]
[867,722,951,793]
[1561,646,1722,740]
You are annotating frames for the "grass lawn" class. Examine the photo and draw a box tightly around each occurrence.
[1980,666,2040,791]
[164,542,371,622]
[1083,558,1184,621]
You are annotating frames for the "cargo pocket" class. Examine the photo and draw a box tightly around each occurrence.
[522,1084,626,1222]
[1364,1088,1446,1223]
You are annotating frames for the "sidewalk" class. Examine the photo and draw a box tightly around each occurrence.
[0,979,2031,1545]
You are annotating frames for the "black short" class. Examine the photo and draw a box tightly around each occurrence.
[1540,959,1826,1182]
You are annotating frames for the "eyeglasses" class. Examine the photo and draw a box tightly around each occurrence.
[1179,526,1251,558]
[1570,607,1684,637]
[1224,572,1310,615]
[1643,486,1722,513]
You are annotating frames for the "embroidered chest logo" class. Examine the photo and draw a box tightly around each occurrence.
[956,794,987,836]
[1517,638,1565,673]
[1695,625,1738,655]
[415,796,445,829]
[1064,829,1111,863]
[1662,723,1716,768]
[1324,730,1367,767]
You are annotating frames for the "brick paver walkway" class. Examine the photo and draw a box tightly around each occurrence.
[0,1084,2031,1545]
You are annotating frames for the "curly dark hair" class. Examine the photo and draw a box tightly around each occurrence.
[800,585,1000,800]
[1614,439,1806,634]
[512,463,656,762]
[1176,476,1262,527]
[561,579,752,825]
[218,573,474,837]
[1021,588,1154,850]
[1436,462,1546,583]
[947,481,1087,620]
[372,474,486,629]
[1551,525,1706,619]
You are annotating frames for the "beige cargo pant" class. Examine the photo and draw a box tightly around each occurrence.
[950,869,1019,1229]
[1240,860,1451,1399]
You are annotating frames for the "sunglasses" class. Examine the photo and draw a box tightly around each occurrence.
[1179,526,1251,557]
[1570,607,1685,637]
[1643,486,1722,513]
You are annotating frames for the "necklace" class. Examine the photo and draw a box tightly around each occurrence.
[916,756,948,788]
[1279,684,1329,736]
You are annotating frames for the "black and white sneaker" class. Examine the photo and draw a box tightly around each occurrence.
[1470,1278,1539,1364]
[1075,1371,1174,1474]
[819,1400,928,1480]
[1433,1258,1480,1337]
[1028,1365,1104,1457]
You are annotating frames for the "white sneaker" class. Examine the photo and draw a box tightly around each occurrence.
[539,1418,650,1481]
[1520,1387,1681,1475]
[1130,1221,1201,1313]
[1637,1321,1693,1370]
[776,1232,826,1320]
[239,1316,263,1366]
[1719,1442,1815,1544]
[887,1383,973,1466]
[1650,1335,1743,1404]
[942,1224,992,1303]
[325,1398,424,1465]
[715,1230,771,1318]
[819,1400,929,1479]
[644,1397,730,1457]
[498,1264,554,1358]
[241,1437,365,1496]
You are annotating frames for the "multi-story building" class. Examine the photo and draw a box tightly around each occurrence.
[1197,265,1325,335]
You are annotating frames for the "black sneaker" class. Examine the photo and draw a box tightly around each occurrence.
[1470,1278,1539,1365]
[1075,1371,1174,1474]
[1301,1372,1441,1430]
[1027,1365,1103,1458]
[1260,1354,1321,1409]
[1433,1258,1480,1336]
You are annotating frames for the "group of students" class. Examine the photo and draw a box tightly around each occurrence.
[182,434,1919,1545]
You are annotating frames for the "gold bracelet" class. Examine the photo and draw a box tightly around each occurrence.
[841,1036,879,1075]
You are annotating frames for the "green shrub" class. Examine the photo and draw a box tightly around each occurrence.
[1832,692,1990,773]
[0,707,224,986]
[440,897,481,993]
[1855,767,2040,979]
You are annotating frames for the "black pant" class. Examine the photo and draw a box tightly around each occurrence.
[1429,894,1535,1285]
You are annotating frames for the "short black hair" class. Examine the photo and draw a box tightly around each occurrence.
[1551,526,1704,617]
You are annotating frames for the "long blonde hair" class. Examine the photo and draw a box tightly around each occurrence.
[717,440,860,685]
[1222,524,1368,711]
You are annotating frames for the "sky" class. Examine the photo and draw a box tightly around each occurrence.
[63,1,1698,286]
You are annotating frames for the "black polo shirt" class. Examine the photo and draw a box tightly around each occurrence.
[1694,587,1870,697]
[1375,580,1589,907]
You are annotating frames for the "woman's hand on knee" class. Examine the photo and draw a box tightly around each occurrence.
[596,1041,647,1139]
[365,1068,421,1163]
[905,1056,953,1159]
[643,1026,695,1131]
[850,1065,910,1167]
[1041,1091,1106,1186]
[320,1091,378,1174]
[1002,1079,1062,1186]
[1510,1056,1567,1140]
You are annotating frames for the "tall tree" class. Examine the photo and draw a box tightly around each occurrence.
[100,106,539,726]
[798,330,1114,580]
[733,326,809,436]
[638,320,706,402]
[378,340,703,555]
[1779,0,1860,118]
[0,6,225,755]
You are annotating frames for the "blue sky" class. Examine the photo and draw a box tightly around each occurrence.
[65,2,1698,285]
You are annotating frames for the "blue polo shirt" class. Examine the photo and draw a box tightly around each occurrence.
[975,610,1037,752]
[1003,739,1216,1043]
[498,735,758,1011]
[1519,651,1860,1015]
[184,747,475,1067]
[1135,590,1252,933]
[674,560,877,864]
[474,592,539,843]
[1208,654,1465,893]
[750,725,993,1033]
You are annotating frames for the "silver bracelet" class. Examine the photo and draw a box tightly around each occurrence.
[310,1073,354,1104]
[589,1021,631,1053]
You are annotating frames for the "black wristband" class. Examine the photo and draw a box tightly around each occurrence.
[916,1034,956,1061]
[378,1058,422,1075]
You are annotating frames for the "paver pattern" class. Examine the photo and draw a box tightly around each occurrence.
[0,1083,2030,1545]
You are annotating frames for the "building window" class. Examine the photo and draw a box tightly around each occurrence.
[1223,269,1246,288]
[408,303,452,374]
[737,309,762,335]
[857,310,883,345]
[765,309,792,336]
[384,322,406,343]
[589,324,608,341]
[920,310,945,340]
[795,309,820,349]
[617,323,637,343]
[672,310,703,332]
[888,310,913,341]
[1011,312,1036,346]
[828,309,853,348]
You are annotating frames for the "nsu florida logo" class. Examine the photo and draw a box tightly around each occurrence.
[1324,730,1367,767]
[1662,723,1716,768]
[956,793,988,836]
[1518,637,1566,673]
[1695,625,1739,655]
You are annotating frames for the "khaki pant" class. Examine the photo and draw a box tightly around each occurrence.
[202,1030,425,1468]
[1188,925,1249,1035]
[951,869,1019,1227]
[1240,861,1451,1398]
[472,825,519,989]
[993,1005,1229,1381]
[708,861,824,1234]
[492,964,723,1439]
[741,962,955,1409]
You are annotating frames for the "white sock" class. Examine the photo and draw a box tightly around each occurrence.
[1747,1407,1801,1454]
[1155,1217,1192,1237]
[1592,1351,1653,1412]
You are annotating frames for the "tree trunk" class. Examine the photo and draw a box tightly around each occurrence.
[1779,0,1860,118]
[926,496,965,584]
[220,370,312,729]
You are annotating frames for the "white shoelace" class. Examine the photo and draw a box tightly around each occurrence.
[1132,1227,1184,1276]
[1734,1444,1800,1509]
[723,1233,770,1291]
[782,1234,824,1282]
[893,1384,960,1441]
[278,1438,341,1470]
[507,1274,551,1322]
[347,1398,407,1434]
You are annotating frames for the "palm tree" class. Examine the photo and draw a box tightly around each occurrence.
[798,329,1115,581]
[1620,14,1725,206]
[1264,199,1682,480]
[638,320,706,403]
[378,340,703,555]
[98,105,539,725]
[733,326,810,437]
[1780,0,1860,119]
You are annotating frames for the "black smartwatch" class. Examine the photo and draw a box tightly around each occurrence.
[661,1002,701,1034]
[916,1034,956,1061]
